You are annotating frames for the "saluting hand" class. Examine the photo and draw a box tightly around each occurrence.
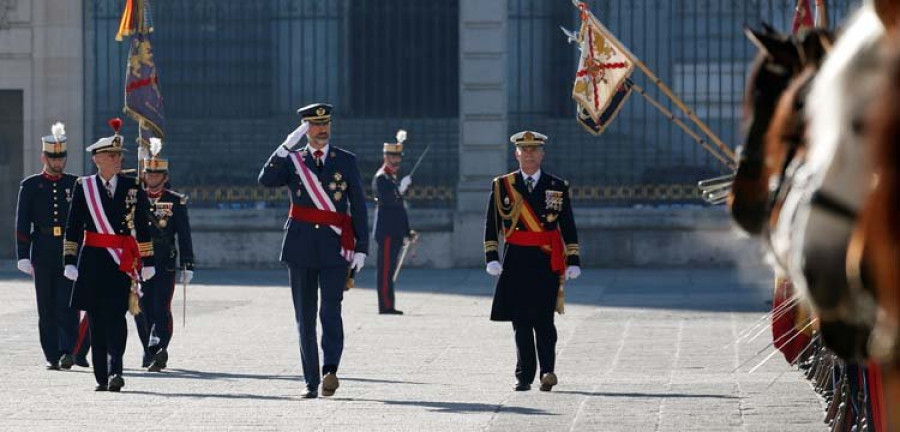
[275,121,310,157]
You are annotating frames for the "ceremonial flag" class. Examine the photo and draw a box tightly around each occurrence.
[576,78,633,136]
[791,0,814,34]
[120,0,165,148]
[571,5,635,124]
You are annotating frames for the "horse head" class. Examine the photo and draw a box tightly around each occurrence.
[730,25,802,235]
[786,5,885,361]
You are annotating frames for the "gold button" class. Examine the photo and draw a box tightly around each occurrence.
[54,203,58,207]
[315,224,320,229]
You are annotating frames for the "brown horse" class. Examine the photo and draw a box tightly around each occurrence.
[729,25,803,235]
[855,29,900,432]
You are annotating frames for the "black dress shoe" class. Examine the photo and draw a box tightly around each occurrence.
[75,357,90,368]
[60,354,75,370]
[141,353,152,368]
[148,349,168,372]
[108,375,124,392]
[514,381,531,391]
[379,309,404,315]
[301,388,318,399]
[94,384,108,392]
[46,361,60,371]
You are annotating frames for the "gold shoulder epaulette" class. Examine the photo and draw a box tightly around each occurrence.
[168,190,189,204]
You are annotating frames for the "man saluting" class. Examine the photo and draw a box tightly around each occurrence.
[259,103,368,398]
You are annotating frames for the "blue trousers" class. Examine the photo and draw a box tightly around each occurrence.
[33,265,79,363]
[288,264,347,389]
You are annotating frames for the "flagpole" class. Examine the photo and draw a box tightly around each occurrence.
[630,83,735,169]
[572,1,736,162]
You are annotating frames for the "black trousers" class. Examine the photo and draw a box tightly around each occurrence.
[134,271,177,359]
[512,316,557,383]
[288,264,347,390]
[376,236,402,312]
[33,265,79,363]
[89,308,127,385]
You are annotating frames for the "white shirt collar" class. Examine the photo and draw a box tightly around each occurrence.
[309,143,330,165]
[98,173,118,194]
[520,169,541,185]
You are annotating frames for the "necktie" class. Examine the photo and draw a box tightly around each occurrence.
[526,177,535,193]
[314,150,324,171]
[105,180,113,198]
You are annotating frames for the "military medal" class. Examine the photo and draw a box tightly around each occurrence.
[65,188,73,203]
[545,190,563,211]
[329,182,337,191]
[333,191,343,201]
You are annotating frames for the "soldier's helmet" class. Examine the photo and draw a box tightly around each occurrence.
[41,122,68,158]
[86,118,128,155]
[143,137,168,173]
[383,129,407,155]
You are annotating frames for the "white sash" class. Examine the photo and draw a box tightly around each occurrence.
[82,175,124,265]
[288,151,354,261]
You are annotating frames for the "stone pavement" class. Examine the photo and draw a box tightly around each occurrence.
[0,266,826,431]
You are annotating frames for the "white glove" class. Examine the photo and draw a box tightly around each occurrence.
[351,253,366,273]
[399,175,412,194]
[141,266,156,281]
[486,261,502,276]
[64,265,78,281]
[137,145,150,162]
[565,265,581,280]
[275,122,310,157]
[181,270,194,285]
[17,259,33,276]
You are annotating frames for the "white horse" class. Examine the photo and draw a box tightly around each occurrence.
[773,2,885,361]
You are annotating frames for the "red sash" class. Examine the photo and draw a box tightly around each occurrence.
[83,232,141,275]
[289,204,356,255]
[506,230,565,275]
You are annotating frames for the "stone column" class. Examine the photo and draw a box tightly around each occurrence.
[453,0,508,267]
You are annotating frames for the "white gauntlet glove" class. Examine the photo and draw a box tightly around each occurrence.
[64,265,78,281]
[141,266,156,281]
[274,121,310,158]
[181,270,194,285]
[399,175,412,194]
[17,259,33,276]
[351,253,367,273]
[565,265,581,280]
[486,261,502,277]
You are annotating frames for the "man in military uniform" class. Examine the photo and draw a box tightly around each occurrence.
[484,131,581,392]
[63,119,156,391]
[14,123,81,370]
[372,137,413,315]
[133,145,194,372]
[258,103,368,398]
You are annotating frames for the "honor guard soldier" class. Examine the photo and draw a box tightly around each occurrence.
[63,118,156,392]
[372,133,413,314]
[14,122,82,370]
[258,103,368,398]
[484,131,581,392]
[133,138,194,372]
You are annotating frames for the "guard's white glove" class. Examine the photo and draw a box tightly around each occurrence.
[17,259,33,276]
[64,265,78,281]
[141,266,156,281]
[565,265,581,280]
[399,175,412,194]
[137,145,150,162]
[181,270,194,285]
[351,253,366,273]
[486,261,503,276]
[274,121,310,158]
